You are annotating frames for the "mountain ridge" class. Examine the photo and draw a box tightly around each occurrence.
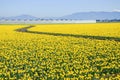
[59,11,120,20]
[1,11,120,20]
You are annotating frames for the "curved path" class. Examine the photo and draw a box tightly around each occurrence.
[15,25,120,42]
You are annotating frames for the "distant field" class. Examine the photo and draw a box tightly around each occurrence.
[0,23,120,79]
[29,23,120,37]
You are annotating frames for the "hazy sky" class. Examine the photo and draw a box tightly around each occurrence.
[0,0,120,17]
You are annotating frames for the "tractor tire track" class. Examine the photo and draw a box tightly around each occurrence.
[15,25,120,42]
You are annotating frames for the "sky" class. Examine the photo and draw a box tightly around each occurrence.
[0,0,120,17]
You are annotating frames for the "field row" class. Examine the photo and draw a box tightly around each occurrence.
[0,23,120,79]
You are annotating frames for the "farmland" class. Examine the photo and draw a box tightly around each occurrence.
[0,23,120,79]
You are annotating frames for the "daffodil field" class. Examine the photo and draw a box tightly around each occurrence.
[0,23,120,79]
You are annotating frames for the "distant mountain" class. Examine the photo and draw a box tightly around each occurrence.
[12,15,38,19]
[0,15,38,20]
[0,15,59,20]
[0,17,5,20]
[1,12,120,20]
[59,11,120,20]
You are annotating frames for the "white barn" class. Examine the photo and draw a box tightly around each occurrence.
[0,19,96,24]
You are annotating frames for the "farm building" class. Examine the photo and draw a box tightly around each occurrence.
[0,19,96,24]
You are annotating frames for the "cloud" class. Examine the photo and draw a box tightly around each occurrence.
[113,9,120,12]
